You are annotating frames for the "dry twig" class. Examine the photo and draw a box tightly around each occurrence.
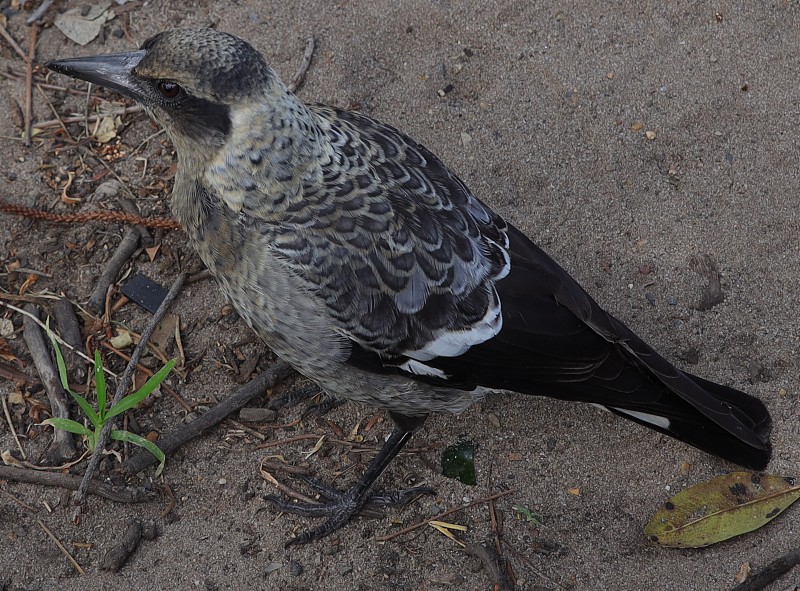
[23,24,38,146]
[0,23,27,61]
[373,488,517,542]
[0,465,152,503]
[38,519,85,575]
[122,360,293,474]
[86,227,140,314]
[287,36,316,93]
[0,198,180,229]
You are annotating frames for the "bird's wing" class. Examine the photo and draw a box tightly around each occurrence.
[245,105,514,373]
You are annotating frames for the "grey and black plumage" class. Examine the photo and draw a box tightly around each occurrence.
[47,28,772,544]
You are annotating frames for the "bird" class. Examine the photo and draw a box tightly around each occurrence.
[47,28,772,545]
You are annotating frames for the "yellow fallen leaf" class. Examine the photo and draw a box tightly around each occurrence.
[303,435,325,460]
[428,520,467,547]
[645,472,800,548]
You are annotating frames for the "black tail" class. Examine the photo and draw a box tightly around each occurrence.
[426,223,773,470]
[603,371,772,470]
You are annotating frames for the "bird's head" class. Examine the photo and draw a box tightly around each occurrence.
[47,28,283,152]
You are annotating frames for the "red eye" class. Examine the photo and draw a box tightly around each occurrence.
[157,81,181,99]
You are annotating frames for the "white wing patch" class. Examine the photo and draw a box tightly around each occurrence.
[405,287,503,361]
[398,359,449,380]
[594,404,672,430]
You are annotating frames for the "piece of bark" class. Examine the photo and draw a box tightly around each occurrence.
[729,548,800,591]
[690,254,724,310]
[22,304,77,464]
[100,518,158,571]
[52,296,87,384]
[0,466,151,503]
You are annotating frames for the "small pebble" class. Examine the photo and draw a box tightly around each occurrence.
[667,296,677,305]
[7,172,16,181]
[239,407,277,422]
[263,562,282,576]
[288,560,303,576]
[218,478,227,486]
[339,564,353,576]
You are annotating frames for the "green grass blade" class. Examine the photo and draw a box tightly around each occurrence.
[45,318,76,396]
[94,350,107,421]
[71,391,101,427]
[106,359,176,420]
[44,417,93,437]
[111,430,165,477]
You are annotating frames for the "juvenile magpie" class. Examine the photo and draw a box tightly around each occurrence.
[47,28,772,545]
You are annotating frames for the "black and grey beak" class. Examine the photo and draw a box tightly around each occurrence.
[46,50,148,100]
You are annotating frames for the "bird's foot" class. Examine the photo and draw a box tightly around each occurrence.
[265,476,435,546]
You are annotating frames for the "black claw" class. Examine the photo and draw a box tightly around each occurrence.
[268,383,323,410]
[300,396,345,419]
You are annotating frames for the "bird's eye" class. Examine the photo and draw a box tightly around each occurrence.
[157,81,181,99]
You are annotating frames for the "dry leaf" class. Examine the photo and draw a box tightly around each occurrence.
[93,115,121,143]
[303,435,326,460]
[734,561,751,584]
[53,1,115,46]
[429,520,467,547]
[109,330,133,350]
[0,319,13,338]
[145,245,161,262]
[568,487,581,496]
[645,472,800,548]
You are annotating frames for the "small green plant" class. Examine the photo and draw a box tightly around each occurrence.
[44,322,174,476]
[512,505,545,526]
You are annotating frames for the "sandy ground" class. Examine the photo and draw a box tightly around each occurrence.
[1,1,799,590]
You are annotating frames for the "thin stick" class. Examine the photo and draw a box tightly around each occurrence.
[73,273,187,515]
[32,105,143,130]
[27,0,55,24]
[1,394,25,459]
[23,24,38,146]
[373,488,517,542]
[52,296,87,384]
[287,36,315,93]
[0,301,118,378]
[0,23,27,62]
[502,541,569,590]
[36,83,73,141]
[37,519,86,575]
[0,485,36,511]
[0,465,151,503]
[122,360,293,474]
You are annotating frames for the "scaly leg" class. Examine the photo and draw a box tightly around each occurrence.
[265,412,433,546]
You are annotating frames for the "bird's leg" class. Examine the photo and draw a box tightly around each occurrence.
[265,412,434,546]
